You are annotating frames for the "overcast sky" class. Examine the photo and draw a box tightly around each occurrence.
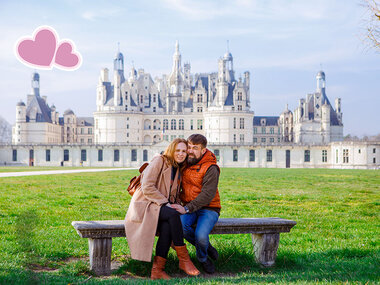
[0,0,379,136]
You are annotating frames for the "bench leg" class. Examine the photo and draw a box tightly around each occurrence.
[251,233,279,267]
[88,238,112,276]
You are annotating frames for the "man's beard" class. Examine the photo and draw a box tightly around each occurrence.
[187,155,202,165]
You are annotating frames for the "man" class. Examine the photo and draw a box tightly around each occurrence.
[171,134,221,273]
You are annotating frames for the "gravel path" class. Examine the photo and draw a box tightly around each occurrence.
[0,168,138,177]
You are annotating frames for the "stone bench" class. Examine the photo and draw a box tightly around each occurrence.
[72,217,296,276]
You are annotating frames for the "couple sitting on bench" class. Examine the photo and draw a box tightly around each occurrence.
[125,134,221,279]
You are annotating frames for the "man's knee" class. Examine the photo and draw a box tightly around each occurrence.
[195,232,209,246]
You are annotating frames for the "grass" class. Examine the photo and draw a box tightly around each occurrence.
[0,168,379,284]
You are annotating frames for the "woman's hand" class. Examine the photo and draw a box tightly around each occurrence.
[170,204,186,214]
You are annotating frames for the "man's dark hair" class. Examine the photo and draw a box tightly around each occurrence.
[188,134,207,148]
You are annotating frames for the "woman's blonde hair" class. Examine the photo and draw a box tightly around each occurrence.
[163,138,188,171]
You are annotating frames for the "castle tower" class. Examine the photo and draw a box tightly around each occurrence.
[31,72,40,96]
[167,41,184,112]
[113,49,125,106]
[316,70,326,91]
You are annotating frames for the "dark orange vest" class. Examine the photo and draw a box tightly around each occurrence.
[181,149,221,209]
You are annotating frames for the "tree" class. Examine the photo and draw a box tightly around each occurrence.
[362,0,380,51]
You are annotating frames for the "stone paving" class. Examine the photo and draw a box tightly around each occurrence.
[0,168,138,178]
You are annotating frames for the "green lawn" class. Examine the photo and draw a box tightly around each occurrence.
[0,168,379,284]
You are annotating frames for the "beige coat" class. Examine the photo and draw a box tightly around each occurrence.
[124,155,180,262]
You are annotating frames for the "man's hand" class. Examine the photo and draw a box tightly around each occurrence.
[170,204,186,214]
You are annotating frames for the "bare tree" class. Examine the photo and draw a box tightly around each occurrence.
[362,0,380,51]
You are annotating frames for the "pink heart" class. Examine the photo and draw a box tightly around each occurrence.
[54,42,80,68]
[17,28,57,67]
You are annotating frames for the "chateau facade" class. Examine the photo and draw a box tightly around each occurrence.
[11,42,343,147]
[4,42,375,169]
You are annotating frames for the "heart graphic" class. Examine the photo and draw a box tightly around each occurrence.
[15,26,82,70]
[16,28,57,68]
[54,41,81,69]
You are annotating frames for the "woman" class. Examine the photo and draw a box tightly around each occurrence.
[125,138,200,280]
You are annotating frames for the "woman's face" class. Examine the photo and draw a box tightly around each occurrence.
[174,142,187,164]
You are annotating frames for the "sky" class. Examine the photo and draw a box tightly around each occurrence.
[0,0,379,137]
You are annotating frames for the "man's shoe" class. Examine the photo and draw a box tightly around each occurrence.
[207,244,219,261]
[200,258,215,274]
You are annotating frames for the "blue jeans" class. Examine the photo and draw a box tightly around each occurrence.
[180,209,219,263]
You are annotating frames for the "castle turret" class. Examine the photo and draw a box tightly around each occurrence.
[16,101,26,123]
[316,70,326,91]
[31,72,40,96]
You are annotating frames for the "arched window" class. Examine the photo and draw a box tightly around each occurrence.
[163,119,168,130]
[179,119,184,130]
[171,119,176,130]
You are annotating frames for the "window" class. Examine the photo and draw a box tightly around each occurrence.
[80,138,84,143]
[358,149,361,154]
[233,118,236,129]
[81,149,87,161]
[171,135,176,141]
[179,119,184,130]
[237,92,242,101]
[46,149,50,162]
[253,127,257,134]
[233,150,238,161]
[304,150,310,162]
[266,150,272,162]
[190,120,193,130]
[98,149,103,161]
[197,119,203,130]
[214,149,220,161]
[249,150,255,162]
[131,149,137,161]
[270,128,274,134]
[88,138,92,144]
[163,119,168,130]
[270,138,274,143]
[143,150,148,162]
[238,105,242,111]
[197,106,203,112]
[261,127,266,134]
[322,150,327,162]
[81,128,84,134]
[171,119,176,130]
[197,94,203,103]
[240,118,244,129]
[12,149,17,161]
[373,148,376,154]
[374,158,376,163]
[88,128,92,134]
[64,149,69,161]
[153,107,156,113]
[163,135,169,141]
[343,149,349,163]
[114,149,120,162]
[336,149,339,163]
[233,134,236,143]
[253,137,257,143]
[140,95,143,103]
[153,94,156,103]
[261,138,266,143]
[240,134,244,143]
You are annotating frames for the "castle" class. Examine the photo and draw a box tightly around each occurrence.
[12,41,343,146]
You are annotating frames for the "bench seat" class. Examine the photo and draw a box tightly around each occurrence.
[72,217,296,275]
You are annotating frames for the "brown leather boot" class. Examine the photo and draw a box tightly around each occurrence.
[151,256,171,280]
[174,245,200,276]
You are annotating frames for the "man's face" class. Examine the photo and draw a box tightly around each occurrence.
[187,143,206,165]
